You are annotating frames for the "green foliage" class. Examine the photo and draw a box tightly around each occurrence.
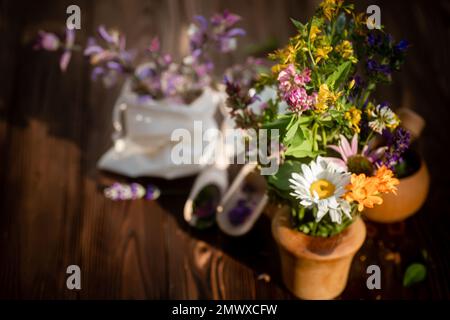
[290,18,305,30]
[267,160,303,193]
[403,263,427,287]
[325,61,352,90]
[291,202,358,237]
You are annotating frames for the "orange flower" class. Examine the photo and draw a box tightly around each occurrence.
[374,165,400,194]
[344,166,400,212]
[344,174,383,212]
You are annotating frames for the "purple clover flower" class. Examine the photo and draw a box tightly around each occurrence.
[285,88,316,113]
[277,64,315,113]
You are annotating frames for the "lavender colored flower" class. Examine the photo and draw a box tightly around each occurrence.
[367,33,380,47]
[84,26,135,87]
[34,29,76,72]
[211,10,241,27]
[224,57,265,90]
[366,59,391,76]
[34,31,60,51]
[224,75,263,129]
[146,184,161,200]
[366,59,378,72]
[104,182,160,201]
[189,10,245,54]
[194,62,213,77]
[59,29,76,71]
[104,182,146,201]
[97,25,124,48]
[33,10,246,104]
[379,127,411,169]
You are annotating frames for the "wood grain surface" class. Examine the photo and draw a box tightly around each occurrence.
[0,0,449,299]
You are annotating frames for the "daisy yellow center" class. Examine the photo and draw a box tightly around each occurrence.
[310,179,336,199]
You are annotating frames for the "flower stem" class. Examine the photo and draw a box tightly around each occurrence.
[365,131,374,145]
[312,122,319,151]
[321,125,328,148]
[361,82,376,106]
[307,23,316,67]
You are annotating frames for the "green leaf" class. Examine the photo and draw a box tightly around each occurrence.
[262,114,291,130]
[285,141,317,158]
[325,61,352,90]
[284,119,299,142]
[403,263,427,287]
[285,126,317,158]
[267,160,302,191]
[335,13,347,36]
[290,18,305,30]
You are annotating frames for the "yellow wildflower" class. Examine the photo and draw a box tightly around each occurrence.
[315,84,331,113]
[271,64,281,74]
[345,106,362,133]
[309,25,321,42]
[320,0,343,21]
[348,79,355,90]
[335,40,358,63]
[269,44,300,74]
[315,45,333,64]
[315,84,342,113]
[365,102,376,117]
[353,13,366,34]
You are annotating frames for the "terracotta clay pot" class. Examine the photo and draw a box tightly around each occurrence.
[364,158,430,223]
[271,207,366,300]
[397,108,425,141]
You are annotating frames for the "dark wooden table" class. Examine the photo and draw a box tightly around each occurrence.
[1,0,449,299]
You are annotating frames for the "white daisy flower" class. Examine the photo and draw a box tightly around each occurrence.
[289,157,352,224]
[369,105,400,134]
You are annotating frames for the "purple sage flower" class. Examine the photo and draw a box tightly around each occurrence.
[34,31,60,51]
[378,127,411,169]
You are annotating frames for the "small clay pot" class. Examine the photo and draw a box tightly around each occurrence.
[271,207,366,300]
[364,158,429,223]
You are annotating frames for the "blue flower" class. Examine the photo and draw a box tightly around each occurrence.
[395,39,409,52]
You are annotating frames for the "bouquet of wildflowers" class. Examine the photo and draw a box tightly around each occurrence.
[225,0,410,237]
[34,10,245,104]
